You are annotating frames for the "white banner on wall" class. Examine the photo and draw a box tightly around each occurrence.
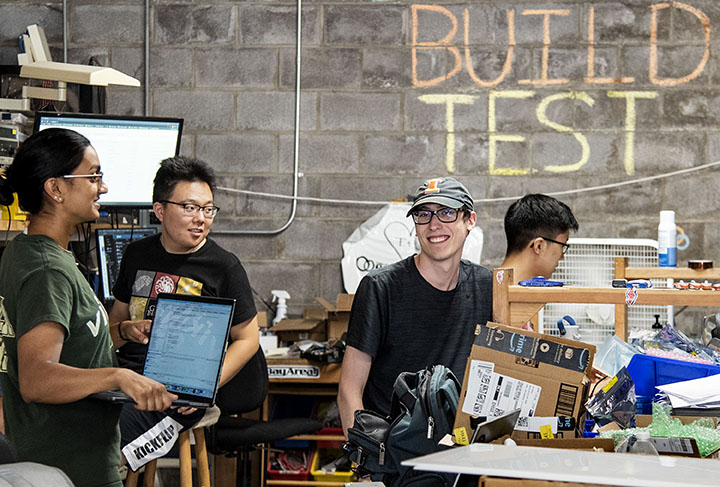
[341,202,483,293]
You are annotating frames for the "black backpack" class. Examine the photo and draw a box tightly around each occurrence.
[346,365,461,487]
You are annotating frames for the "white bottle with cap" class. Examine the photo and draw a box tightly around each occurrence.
[271,290,290,325]
[658,210,676,267]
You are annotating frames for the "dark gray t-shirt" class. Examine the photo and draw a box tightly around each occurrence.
[346,256,493,416]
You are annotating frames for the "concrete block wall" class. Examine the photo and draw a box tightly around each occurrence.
[2,1,719,334]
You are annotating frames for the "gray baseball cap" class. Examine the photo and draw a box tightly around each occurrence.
[407,177,475,216]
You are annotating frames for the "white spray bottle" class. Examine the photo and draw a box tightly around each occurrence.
[271,290,290,326]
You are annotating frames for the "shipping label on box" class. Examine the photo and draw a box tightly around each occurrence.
[462,360,541,418]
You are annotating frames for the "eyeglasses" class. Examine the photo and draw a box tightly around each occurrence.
[62,172,104,184]
[411,207,461,225]
[541,236,570,255]
[162,200,220,218]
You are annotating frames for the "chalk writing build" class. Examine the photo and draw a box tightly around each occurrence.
[412,2,711,175]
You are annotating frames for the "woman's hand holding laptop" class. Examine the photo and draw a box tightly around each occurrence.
[113,368,178,411]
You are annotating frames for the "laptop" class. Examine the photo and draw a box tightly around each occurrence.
[92,292,235,408]
[468,408,521,443]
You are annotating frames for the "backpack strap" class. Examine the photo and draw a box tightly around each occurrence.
[390,370,421,418]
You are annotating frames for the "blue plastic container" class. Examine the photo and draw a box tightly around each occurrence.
[627,354,720,399]
[635,395,653,414]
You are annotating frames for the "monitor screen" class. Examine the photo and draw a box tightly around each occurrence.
[96,227,157,302]
[34,112,183,207]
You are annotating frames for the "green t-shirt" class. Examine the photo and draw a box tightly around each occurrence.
[0,234,122,487]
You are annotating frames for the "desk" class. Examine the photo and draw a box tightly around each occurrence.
[404,444,720,487]
[265,358,343,486]
[214,357,342,487]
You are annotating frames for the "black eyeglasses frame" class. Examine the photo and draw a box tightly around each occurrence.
[540,236,570,254]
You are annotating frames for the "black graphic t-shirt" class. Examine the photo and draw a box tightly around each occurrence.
[113,234,256,373]
[346,256,493,416]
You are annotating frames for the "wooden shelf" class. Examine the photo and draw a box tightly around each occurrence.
[269,384,339,396]
[625,267,720,281]
[262,362,345,487]
[0,220,27,232]
[493,259,720,340]
[267,481,345,486]
[267,357,341,384]
[507,286,720,306]
[624,266,720,280]
[287,434,345,441]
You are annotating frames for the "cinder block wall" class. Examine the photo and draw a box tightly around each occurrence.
[2,1,719,332]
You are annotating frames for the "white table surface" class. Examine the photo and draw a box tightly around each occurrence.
[403,444,720,487]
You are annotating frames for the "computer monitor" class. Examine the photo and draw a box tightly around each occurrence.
[96,227,157,302]
[33,112,183,207]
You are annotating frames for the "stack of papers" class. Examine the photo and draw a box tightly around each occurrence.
[656,374,720,409]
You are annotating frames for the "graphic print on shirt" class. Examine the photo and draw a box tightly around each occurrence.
[86,295,110,337]
[0,296,13,373]
[127,270,203,321]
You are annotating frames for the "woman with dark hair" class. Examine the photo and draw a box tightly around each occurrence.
[0,128,176,487]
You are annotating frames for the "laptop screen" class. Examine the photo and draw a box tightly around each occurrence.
[143,294,235,401]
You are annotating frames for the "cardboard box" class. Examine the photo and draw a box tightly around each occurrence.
[270,294,354,344]
[479,438,612,487]
[480,478,606,487]
[269,318,325,344]
[313,294,354,341]
[454,322,596,440]
[256,311,267,329]
[636,414,717,428]
[634,415,716,457]
[497,436,615,452]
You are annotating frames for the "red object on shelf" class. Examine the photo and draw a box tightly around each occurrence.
[316,427,344,449]
[267,449,314,483]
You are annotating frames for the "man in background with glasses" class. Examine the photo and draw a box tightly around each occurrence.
[500,194,578,330]
[107,156,259,471]
[339,177,493,433]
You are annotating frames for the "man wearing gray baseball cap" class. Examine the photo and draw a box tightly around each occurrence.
[339,177,493,433]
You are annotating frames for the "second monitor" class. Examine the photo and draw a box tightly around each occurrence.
[96,227,157,303]
[34,112,183,207]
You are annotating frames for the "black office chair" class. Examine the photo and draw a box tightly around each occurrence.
[207,348,323,487]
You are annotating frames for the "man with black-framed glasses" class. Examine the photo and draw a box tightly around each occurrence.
[107,156,260,471]
[501,194,579,329]
[339,177,493,434]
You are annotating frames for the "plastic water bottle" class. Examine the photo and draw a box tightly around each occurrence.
[628,431,659,455]
[658,210,676,267]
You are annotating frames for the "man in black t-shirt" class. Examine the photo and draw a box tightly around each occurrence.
[500,194,578,330]
[338,177,492,434]
[108,156,259,471]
